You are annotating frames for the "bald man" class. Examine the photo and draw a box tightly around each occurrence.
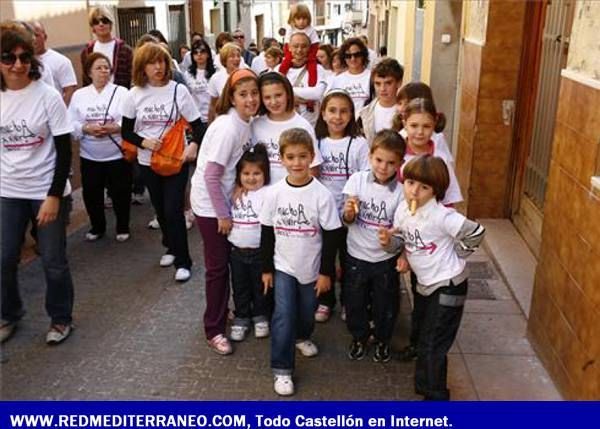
[32,21,78,105]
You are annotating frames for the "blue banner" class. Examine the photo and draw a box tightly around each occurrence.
[1,402,599,429]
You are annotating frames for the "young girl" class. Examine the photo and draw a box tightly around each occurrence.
[251,72,323,184]
[190,68,260,355]
[314,89,369,322]
[341,130,406,363]
[380,155,485,400]
[278,4,319,87]
[228,144,272,342]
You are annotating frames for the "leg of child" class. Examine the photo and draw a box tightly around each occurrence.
[343,255,370,343]
[370,256,400,361]
[271,270,299,375]
[278,43,293,75]
[229,247,253,340]
[414,279,468,400]
[249,249,272,329]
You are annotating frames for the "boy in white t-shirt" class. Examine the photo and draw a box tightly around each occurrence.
[260,128,342,396]
[341,130,406,363]
[380,155,485,401]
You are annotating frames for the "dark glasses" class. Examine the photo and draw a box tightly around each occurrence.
[344,52,363,60]
[91,17,111,25]
[1,52,33,66]
[232,35,245,40]
[193,48,207,54]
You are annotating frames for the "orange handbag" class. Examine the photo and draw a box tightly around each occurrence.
[121,140,138,163]
[150,117,188,176]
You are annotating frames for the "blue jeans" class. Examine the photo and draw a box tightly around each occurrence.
[1,197,74,324]
[271,270,317,375]
[343,254,400,343]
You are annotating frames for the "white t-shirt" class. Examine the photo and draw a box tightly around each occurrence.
[260,178,342,284]
[191,108,252,218]
[68,83,128,161]
[120,80,201,166]
[330,69,371,117]
[250,113,323,184]
[317,135,370,213]
[251,52,267,75]
[228,186,269,249]
[278,63,328,126]
[392,198,467,290]
[207,69,229,98]
[284,25,319,44]
[373,102,397,132]
[39,49,77,92]
[343,171,404,263]
[183,69,211,122]
[1,80,73,199]
[93,40,116,66]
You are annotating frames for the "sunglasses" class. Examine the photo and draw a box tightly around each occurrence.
[193,48,208,54]
[344,52,364,60]
[233,35,245,40]
[1,52,33,66]
[91,17,111,26]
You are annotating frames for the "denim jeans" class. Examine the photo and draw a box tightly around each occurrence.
[414,279,468,400]
[230,246,272,327]
[271,270,317,375]
[343,254,400,343]
[1,197,74,324]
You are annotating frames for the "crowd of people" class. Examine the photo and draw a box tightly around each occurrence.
[0,4,485,400]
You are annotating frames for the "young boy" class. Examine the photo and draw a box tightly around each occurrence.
[380,155,485,400]
[358,58,404,146]
[342,130,406,363]
[260,128,342,396]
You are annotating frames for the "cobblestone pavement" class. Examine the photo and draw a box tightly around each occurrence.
[0,203,419,400]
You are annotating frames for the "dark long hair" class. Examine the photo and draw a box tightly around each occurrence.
[188,39,216,80]
[235,143,271,187]
[315,90,363,139]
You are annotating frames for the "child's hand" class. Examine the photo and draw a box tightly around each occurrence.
[262,273,273,295]
[314,274,331,297]
[343,196,359,223]
[183,142,198,162]
[396,253,410,273]
[217,218,232,235]
[378,226,397,248]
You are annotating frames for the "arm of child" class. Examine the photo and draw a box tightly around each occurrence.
[260,224,276,294]
[204,161,232,234]
[316,227,342,296]
[342,195,359,224]
[455,219,486,258]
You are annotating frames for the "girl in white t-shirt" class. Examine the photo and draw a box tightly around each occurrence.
[380,155,485,400]
[190,68,260,356]
[341,130,406,363]
[228,144,273,343]
[313,89,369,323]
[251,71,323,184]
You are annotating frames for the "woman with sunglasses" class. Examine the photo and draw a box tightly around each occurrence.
[183,39,216,134]
[81,6,133,89]
[68,52,132,243]
[0,22,75,345]
[329,37,371,118]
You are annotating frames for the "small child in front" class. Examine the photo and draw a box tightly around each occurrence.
[260,128,342,396]
[380,155,485,400]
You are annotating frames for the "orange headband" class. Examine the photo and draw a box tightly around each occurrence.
[229,68,257,87]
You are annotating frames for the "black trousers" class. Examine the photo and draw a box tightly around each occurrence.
[140,164,191,269]
[80,157,132,234]
[414,279,468,400]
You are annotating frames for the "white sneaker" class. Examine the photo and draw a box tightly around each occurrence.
[314,304,331,322]
[273,375,294,396]
[230,325,249,342]
[174,268,191,282]
[85,231,103,242]
[295,339,318,357]
[115,233,130,242]
[254,321,270,338]
[147,217,160,230]
[160,254,175,267]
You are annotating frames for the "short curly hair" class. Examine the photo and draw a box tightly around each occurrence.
[339,37,369,68]
[0,21,42,91]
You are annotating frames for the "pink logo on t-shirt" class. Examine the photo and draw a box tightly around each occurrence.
[0,119,44,150]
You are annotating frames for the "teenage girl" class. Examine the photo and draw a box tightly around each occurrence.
[190,69,260,356]
[251,72,322,184]
[314,89,369,322]
[228,144,273,342]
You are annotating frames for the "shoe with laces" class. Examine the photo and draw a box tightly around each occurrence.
[207,334,233,355]
[159,254,175,267]
[347,340,367,360]
[295,339,318,357]
[398,344,418,362]
[230,325,249,342]
[314,304,331,323]
[46,323,72,345]
[174,268,191,282]
[0,319,17,343]
[115,233,130,242]
[254,321,270,338]
[147,217,160,230]
[273,375,294,396]
[373,341,391,363]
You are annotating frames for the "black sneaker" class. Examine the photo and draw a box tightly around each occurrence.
[347,340,367,360]
[373,341,391,363]
[398,344,418,362]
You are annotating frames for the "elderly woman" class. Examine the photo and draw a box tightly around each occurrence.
[121,43,206,282]
[0,22,75,345]
[207,42,242,122]
[68,52,131,242]
[329,37,371,117]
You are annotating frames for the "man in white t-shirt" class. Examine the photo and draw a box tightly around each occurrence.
[358,58,404,146]
[32,21,77,105]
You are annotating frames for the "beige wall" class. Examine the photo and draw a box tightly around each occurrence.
[387,0,416,80]
[463,0,488,44]
[566,0,600,80]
